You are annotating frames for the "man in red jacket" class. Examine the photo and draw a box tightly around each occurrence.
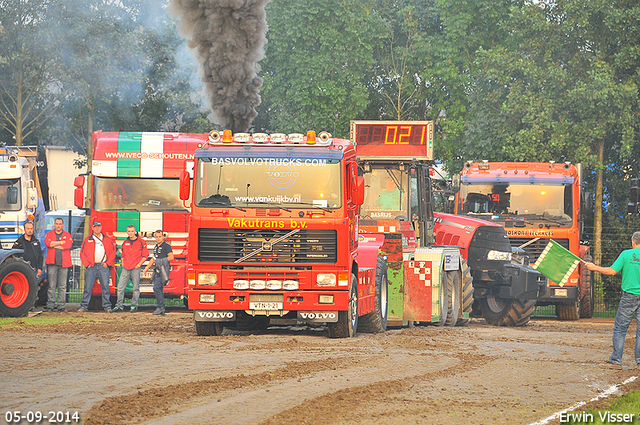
[113,225,149,313]
[44,218,73,312]
[78,220,117,312]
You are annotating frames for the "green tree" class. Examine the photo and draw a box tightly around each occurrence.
[463,0,640,266]
[256,0,387,137]
[0,0,61,145]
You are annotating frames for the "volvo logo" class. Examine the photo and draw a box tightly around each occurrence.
[196,311,234,320]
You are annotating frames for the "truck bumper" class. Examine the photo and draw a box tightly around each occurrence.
[188,289,349,322]
[497,263,546,301]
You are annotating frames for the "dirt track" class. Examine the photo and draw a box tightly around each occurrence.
[1,307,639,425]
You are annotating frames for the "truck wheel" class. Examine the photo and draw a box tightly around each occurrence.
[0,258,37,318]
[456,259,474,326]
[479,295,535,326]
[195,321,224,336]
[359,257,388,333]
[557,301,580,321]
[234,312,270,331]
[579,258,594,318]
[328,274,358,338]
[445,271,460,326]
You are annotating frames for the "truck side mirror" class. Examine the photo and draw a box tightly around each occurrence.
[74,187,84,208]
[7,186,17,205]
[354,176,365,205]
[179,170,190,201]
[74,175,85,188]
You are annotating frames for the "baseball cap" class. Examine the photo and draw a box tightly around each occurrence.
[92,220,102,227]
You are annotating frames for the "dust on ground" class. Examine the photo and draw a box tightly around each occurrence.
[1,306,637,425]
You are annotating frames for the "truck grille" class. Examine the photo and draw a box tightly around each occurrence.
[198,229,337,264]
[510,238,569,262]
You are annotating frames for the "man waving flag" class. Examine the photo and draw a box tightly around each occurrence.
[532,239,582,287]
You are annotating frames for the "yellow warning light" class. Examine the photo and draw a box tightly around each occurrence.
[222,129,233,143]
[306,131,317,145]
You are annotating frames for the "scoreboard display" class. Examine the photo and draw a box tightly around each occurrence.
[350,121,434,160]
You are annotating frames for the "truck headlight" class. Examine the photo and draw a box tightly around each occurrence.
[198,273,218,286]
[316,273,336,286]
[487,250,512,261]
[233,279,249,290]
[283,280,299,290]
[266,280,283,290]
[250,279,266,290]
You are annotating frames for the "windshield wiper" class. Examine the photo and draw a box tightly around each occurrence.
[200,198,246,211]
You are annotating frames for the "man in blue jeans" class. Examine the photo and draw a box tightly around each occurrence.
[78,221,117,313]
[586,231,640,369]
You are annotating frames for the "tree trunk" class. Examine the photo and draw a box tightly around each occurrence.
[594,140,604,266]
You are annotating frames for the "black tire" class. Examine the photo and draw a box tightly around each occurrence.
[195,321,224,336]
[359,257,388,333]
[479,295,535,326]
[579,256,594,318]
[456,259,474,326]
[328,274,358,338]
[445,270,460,326]
[557,301,580,321]
[234,311,270,331]
[0,258,38,317]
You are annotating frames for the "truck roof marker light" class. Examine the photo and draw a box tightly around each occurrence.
[234,133,250,143]
[564,161,571,170]
[270,133,287,144]
[222,129,233,143]
[209,130,221,143]
[478,160,490,170]
[464,161,472,169]
[288,133,304,144]
[306,131,317,145]
[252,133,269,143]
[549,160,556,168]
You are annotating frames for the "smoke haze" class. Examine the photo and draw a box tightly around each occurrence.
[168,0,271,132]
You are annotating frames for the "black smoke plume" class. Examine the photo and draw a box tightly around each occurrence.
[168,0,270,132]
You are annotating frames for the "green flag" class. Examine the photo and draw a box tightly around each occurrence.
[532,239,582,286]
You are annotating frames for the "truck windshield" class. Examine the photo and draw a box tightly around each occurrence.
[360,168,408,219]
[93,177,188,212]
[195,158,342,209]
[0,178,21,211]
[459,182,573,226]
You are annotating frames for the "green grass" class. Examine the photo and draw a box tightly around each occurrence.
[0,316,94,328]
[563,390,640,424]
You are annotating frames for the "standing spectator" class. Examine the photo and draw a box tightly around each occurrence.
[113,225,148,313]
[79,220,116,313]
[44,218,73,312]
[143,230,173,316]
[586,231,640,369]
[13,221,44,312]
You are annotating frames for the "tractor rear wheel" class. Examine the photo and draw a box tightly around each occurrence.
[0,258,37,318]
[479,295,535,327]
[445,270,460,326]
[456,259,474,326]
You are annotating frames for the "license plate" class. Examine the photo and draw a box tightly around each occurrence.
[249,302,283,311]
[555,288,568,297]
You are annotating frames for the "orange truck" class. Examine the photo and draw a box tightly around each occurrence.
[455,161,593,319]
[179,130,389,337]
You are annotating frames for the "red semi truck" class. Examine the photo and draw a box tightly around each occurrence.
[73,131,203,308]
[454,161,593,319]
